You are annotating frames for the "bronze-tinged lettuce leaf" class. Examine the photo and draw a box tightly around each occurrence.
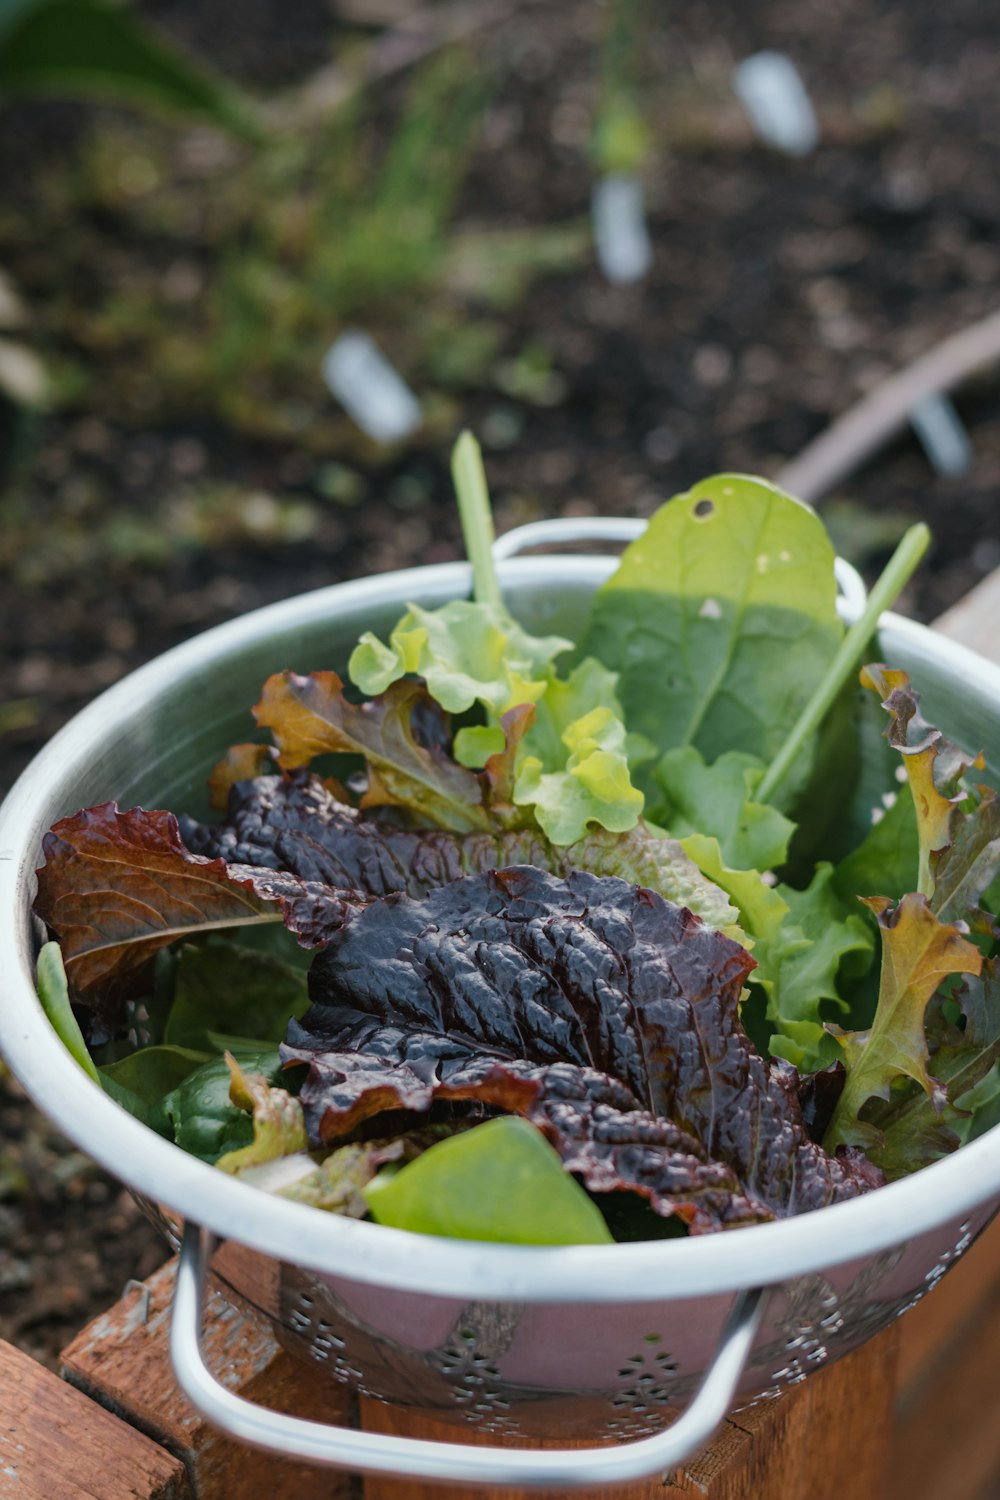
[284,867,879,1231]
[860,664,1000,919]
[824,892,983,1157]
[180,772,741,937]
[207,742,281,812]
[33,803,345,1016]
[846,959,1000,1179]
[215,1052,308,1174]
[253,670,492,833]
[820,668,1000,1169]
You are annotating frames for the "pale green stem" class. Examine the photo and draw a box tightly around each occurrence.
[917,841,934,901]
[36,941,102,1085]
[452,430,502,608]
[757,523,931,806]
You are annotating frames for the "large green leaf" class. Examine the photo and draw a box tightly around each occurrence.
[579,475,843,806]
[363,1116,614,1245]
[0,0,262,140]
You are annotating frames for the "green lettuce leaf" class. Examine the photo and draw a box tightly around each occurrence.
[651,747,795,872]
[345,435,646,846]
[349,599,570,717]
[364,1116,615,1245]
[679,836,871,1070]
[513,705,644,846]
[765,866,873,1070]
[163,940,309,1054]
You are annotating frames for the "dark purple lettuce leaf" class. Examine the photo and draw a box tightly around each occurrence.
[179,771,553,897]
[36,772,732,1020]
[284,867,880,1230]
[180,772,740,933]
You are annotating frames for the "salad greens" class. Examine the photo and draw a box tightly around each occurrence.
[32,433,1000,1244]
[363,1117,615,1245]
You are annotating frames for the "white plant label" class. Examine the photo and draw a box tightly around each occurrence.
[322,330,422,444]
[591,174,653,286]
[909,393,973,477]
[732,51,819,157]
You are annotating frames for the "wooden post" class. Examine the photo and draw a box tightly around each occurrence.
[0,1337,189,1499]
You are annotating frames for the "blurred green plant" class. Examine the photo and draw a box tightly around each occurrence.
[3,44,590,447]
[0,0,263,469]
[592,0,651,175]
[206,48,490,428]
[0,0,262,139]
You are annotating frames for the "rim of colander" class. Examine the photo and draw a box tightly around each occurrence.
[3,557,1000,1304]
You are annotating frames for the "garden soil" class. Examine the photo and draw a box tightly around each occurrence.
[3,0,1000,1367]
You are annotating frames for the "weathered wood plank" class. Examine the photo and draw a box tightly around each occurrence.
[0,1336,188,1500]
[896,1214,1000,1393]
[60,1258,354,1500]
[891,1276,1000,1500]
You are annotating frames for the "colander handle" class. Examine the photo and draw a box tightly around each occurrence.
[172,1222,766,1491]
[492,515,867,624]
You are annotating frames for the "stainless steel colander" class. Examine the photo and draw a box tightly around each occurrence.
[2,521,1000,1490]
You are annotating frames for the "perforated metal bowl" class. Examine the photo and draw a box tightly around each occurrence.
[3,522,1000,1490]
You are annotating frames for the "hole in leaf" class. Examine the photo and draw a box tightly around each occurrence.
[693,498,714,519]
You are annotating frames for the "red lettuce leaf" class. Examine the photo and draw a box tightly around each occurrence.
[35,771,735,1019]
[284,867,880,1230]
[33,804,347,1017]
[253,671,493,833]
